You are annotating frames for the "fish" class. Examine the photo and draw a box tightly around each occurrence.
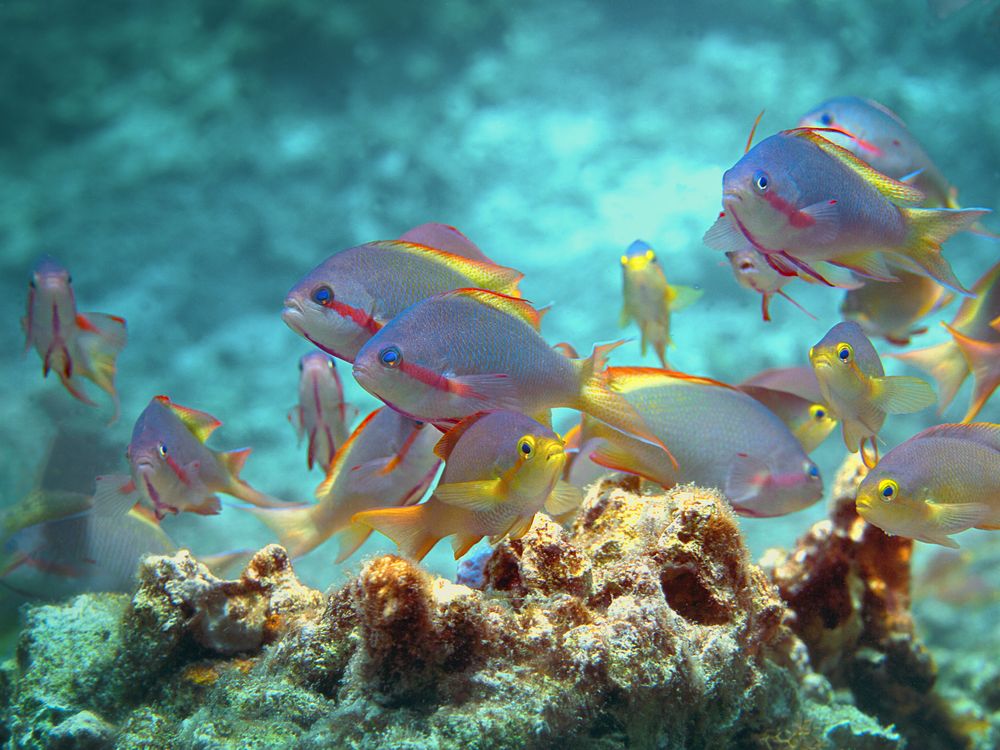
[741,365,826,404]
[282,240,523,363]
[619,239,701,365]
[736,384,838,453]
[351,288,665,452]
[397,222,496,264]
[855,422,1000,548]
[798,96,960,209]
[582,368,824,517]
[353,410,583,561]
[246,407,440,563]
[840,268,952,346]
[703,127,989,294]
[99,395,290,520]
[22,255,127,422]
[288,352,356,472]
[891,261,1000,421]
[809,321,937,466]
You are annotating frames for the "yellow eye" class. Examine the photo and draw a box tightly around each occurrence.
[837,342,853,363]
[517,435,536,460]
[620,255,629,266]
[644,249,655,261]
[808,346,815,360]
[877,478,898,502]
[808,404,827,421]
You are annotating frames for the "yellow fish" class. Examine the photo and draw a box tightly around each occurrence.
[809,321,936,467]
[856,423,1000,548]
[840,269,952,346]
[619,240,701,367]
[353,410,582,561]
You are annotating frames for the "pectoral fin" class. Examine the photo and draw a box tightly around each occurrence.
[544,481,584,515]
[931,501,991,533]
[433,479,504,512]
[870,375,937,414]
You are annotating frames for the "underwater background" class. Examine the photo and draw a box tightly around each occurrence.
[2,0,999,747]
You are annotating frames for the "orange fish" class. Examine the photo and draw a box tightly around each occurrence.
[891,261,1000,421]
[22,256,127,421]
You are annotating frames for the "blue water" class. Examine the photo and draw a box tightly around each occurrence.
[1,0,998,641]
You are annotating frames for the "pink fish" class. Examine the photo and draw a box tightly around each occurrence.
[99,395,290,520]
[22,256,127,422]
[288,352,356,472]
[704,128,989,294]
[248,407,440,563]
[397,222,496,264]
[892,261,1000,421]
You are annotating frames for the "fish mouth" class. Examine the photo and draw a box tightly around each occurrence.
[282,299,305,331]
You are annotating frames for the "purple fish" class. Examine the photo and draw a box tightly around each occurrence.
[289,352,356,472]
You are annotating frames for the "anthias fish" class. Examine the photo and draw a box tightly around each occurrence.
[841,269,951,346]
[798,96,958,209]
[100,395,289,519]
[582,368,823,517]
[619,239,701,366]
[809,321,936,466]
[352,288,663,450]
[289,352,355,472]
[703,128,989,294]
[22,256,127,422]
[892,261,1000,421]
[247,407,440,563]
[282,240,522,363]
[353,410,582,561]
[856,423,1000,548]
[397,222,495,264]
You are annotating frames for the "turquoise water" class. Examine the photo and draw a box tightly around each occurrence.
[2,0,998,675]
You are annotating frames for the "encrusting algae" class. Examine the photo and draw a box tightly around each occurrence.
[0,477,921,750]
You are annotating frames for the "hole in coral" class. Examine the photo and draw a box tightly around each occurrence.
[660,568,730,625]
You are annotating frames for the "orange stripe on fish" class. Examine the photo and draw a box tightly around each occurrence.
[438,288,545,331]
[606,366,739,392]
[154,395,222,442]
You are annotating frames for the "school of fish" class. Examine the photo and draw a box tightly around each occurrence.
[9,98,1000,600]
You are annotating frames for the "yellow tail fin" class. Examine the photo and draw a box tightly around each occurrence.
[352,505,440,561]
[898,207,989,295]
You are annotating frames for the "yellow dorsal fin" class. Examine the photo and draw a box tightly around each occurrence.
[433,411,492,461]
[376,241,523,294]
[787,128,926,206]
[154,395,221,442]
[605,366,738,393]
[440,288,544,330]
[315,407,383,499]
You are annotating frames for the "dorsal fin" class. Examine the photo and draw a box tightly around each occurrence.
[315,407,383,499]
[373,241,523,294]
[397,222,495,264]
[912,422,1000,452]
[786,128,926,206]
[438,288,544,330]
[433,411,493,461]
[154,395,222,442]
[605,366,738,393]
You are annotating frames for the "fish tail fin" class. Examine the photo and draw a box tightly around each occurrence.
[352,505,440,561]
[573,342,673,464]
[888,337,968,413]
[76,313,127,422]
[243,504,323,558]
[333,524,373,564]
[943,324,1000,422]
[898,207,990,295]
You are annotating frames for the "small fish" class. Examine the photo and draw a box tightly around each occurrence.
[891,261,1000,421]
[736,384,838,453]
[101,395,289,520]
[351,288,664,451]
[841,269,952,346]
[397,222,496,264]
[619,239,701,366]
[703,128,989,294]
[856,422,1000,548]
[809,321,936,466]
[583,368,823,517]
[247,407,440,563]
[288,352,356,472]
[22,256,127,421]
[798,97,959,209]
[282,240,522,363]
[353,410,582,561]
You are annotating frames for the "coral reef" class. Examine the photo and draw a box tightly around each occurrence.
[764,455,979,750]
[2,478,908,749]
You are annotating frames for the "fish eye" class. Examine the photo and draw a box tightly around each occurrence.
[820,112,833,126]
[752,170,770,192]
[158,443,168,457]
[804,462,820,478]
[311,285,333,305]
[518,435,536,460]
[878,478,898,502]
[644,249,655,261]
[837,342,854,363]
[379,346,401,368]
[809,404,826,420]
[739,261,754,271]
[29,278,36,288]
[620,255,628,266]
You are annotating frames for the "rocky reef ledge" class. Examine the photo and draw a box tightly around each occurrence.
[1,477,917,749]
